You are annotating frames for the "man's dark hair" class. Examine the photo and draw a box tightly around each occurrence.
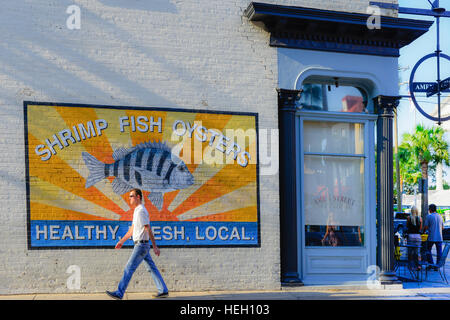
[429,203,437,213]
[131,188,143,200]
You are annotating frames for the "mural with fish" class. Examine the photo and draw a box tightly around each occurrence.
[82,141,195,211]
[24,102,260,249]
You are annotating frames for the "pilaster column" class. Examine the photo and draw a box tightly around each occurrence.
[374,95,401,284]
[277,88,303,285]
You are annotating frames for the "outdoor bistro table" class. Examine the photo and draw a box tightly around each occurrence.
[395,243,423,281]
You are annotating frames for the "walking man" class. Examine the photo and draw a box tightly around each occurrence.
[106,188,169,299]
[424,203,444,270]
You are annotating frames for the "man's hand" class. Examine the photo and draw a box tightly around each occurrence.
[145,224,160,256]
[115,240,124,249]
[116,226,133,249]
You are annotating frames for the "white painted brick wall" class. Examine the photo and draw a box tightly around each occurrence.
[0,0,397,294]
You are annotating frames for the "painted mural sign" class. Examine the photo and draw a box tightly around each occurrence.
[24,102,260,249]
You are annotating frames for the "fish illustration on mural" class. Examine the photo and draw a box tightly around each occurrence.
[82,141,194,210]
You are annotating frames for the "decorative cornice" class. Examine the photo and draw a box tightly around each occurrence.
[245,2,434,57]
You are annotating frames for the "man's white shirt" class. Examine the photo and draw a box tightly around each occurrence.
[132,204,150,241]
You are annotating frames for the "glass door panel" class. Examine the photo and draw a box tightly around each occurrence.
[303,155,365,247]
[303,120,366,247]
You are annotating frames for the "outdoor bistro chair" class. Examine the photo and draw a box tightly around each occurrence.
[422,242,450,284]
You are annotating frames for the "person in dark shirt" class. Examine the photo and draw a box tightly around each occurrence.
[406,206,422,270]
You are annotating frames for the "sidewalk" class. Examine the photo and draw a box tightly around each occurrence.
[1,251,449,301]
[0,285,449,300]
[1,276,448,300]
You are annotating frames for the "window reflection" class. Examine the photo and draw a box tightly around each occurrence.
[298,82,368,113]
[303,121,364,154]
[305,225,364,247]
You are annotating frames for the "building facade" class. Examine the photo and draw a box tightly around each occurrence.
[0,0,431,294]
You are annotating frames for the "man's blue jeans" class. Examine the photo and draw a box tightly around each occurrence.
[427,241,443,265]
[115,243,168,298]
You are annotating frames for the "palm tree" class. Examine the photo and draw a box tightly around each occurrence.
[396,145,421,192]
[433,129,450,189]
[400,124,449,219]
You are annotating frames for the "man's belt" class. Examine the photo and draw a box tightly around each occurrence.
[134,240,149,244]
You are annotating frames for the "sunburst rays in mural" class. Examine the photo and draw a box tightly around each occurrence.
[26,104,258,225]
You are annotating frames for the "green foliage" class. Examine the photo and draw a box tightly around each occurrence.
[429,181,450,190]
[396,124,449,194]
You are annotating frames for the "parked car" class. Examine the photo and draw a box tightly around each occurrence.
[444,221,450,241]
[394,212,410,236]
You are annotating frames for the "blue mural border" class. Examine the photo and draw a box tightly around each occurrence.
[30,221,259,248]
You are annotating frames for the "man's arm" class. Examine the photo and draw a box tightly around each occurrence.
[115,224,134,249]
[145,224,160,256]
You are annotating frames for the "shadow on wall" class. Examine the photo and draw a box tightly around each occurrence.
[1,0,244,108]
[1,1,172,106]
[98,0,178,13]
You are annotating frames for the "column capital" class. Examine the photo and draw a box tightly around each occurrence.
[373,95,401,116]
[277,88,302,112]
